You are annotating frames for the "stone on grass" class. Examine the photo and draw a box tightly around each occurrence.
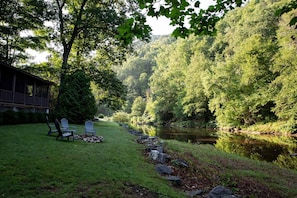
[186,189,203,197]
[136,135,149,144]
[156,152,171,164]
[163,175,182,186]
[150,150,159,160]
[155,164,172,175]
[207,185,234,198]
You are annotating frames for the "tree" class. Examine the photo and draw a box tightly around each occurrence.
[149,38,192,123]
[90,61,128,111]
[131,96,146,117]
[116,36,174,113]
[183,35,214,121]
[58,70,96,123]
[41,0,151,107]
[271,6,297,124]
[0,0,48,65]
[204,0,280,127]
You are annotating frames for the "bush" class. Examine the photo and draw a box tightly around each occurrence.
[27,112,38,123]
[112,111,130,123]
[18,111,29,123]
[3,110,19,124]
[0,111,47,124]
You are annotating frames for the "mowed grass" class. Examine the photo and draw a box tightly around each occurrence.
[0,121,184,198]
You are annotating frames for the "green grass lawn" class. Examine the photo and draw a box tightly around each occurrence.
[1,121,297,198]
[0,121,184,198]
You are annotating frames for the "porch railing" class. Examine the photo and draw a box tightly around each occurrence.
[0,89,49,107]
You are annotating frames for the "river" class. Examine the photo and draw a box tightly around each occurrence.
[139,125,297,169]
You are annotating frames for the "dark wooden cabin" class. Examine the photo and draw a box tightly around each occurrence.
[0,61,53,112]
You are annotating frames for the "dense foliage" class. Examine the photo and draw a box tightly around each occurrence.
[1,0,150,123]
[0,111,46,125]
[117,0,297,132]
[0,0,48,64]
[1,0,296,126]
[57,70,97,123]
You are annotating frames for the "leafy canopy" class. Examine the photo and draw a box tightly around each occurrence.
[137,0,247,37]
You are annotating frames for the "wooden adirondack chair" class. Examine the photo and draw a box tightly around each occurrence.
[84,120,96,136]
[55,119,74,141]
[46,115,57,136]
[60,118,77,133]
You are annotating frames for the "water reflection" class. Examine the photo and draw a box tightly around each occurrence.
[215,132,290,162]
[155,127,218,144]
[138,125,297,169]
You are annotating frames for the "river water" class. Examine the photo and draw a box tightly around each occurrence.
[140,125,297,168]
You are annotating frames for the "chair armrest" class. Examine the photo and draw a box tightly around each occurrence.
[61,126,77,131]
[68,126,77,130]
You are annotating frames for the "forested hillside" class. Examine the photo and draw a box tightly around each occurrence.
[116,0,297,133]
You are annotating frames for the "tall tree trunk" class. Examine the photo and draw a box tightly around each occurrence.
[56,45,71,109]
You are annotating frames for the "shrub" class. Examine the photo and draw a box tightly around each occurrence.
[17,111,29,123]
[0,111,47,124]
[112,111,130,123]
[3,110,19,124]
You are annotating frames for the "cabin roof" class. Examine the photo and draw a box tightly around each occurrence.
[0,61,54,85]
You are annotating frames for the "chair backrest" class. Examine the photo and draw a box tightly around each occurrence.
[85,120,94,130]
[54,119,63,136]
[61,118,69,128]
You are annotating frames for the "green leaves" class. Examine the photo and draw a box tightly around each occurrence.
[204,0,284,126]
[117,15,152,45]
[117,18,135,45]
[289,16,297,26]
[276,1,297,27]
[0,0,48,64]
[58,70,96,123]
[194,1,200,8]
[137,0,247,37]
[271,5,297,122]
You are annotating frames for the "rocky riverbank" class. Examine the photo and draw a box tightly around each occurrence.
[120,123,297,198]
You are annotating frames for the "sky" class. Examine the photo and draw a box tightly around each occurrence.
[146,0,214,35]
[146,16,176,35]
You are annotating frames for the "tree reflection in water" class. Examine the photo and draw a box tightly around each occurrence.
[139,125,297,170]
